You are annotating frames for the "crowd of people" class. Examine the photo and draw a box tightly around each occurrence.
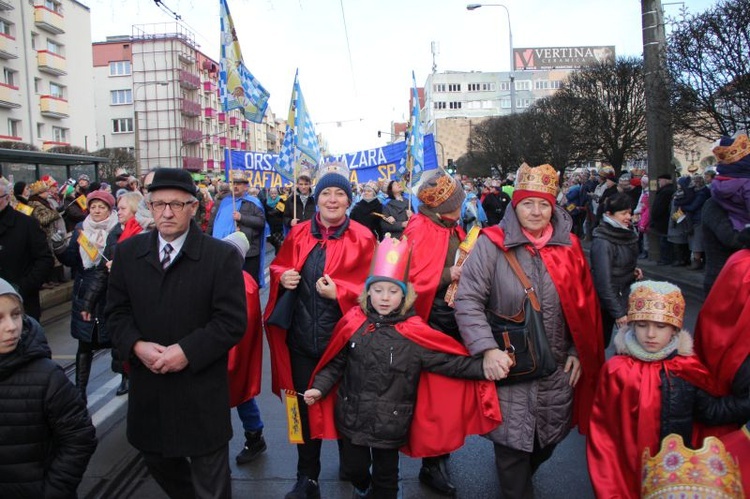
[0,132,749,499]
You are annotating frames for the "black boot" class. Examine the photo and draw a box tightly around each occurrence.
[236,430,267,464]
[284,475,320,499]
[115,374,129,396]
[75,351,93,405]
[419,455,456,496]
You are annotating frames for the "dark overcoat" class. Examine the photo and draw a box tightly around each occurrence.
[105,222,247,457]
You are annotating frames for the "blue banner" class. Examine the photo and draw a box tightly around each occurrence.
[224,134,439,189]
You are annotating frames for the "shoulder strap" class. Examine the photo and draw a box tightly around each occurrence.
[502,249,541,312]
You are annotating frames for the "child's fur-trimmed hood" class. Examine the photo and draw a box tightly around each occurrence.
[613,326,694,356]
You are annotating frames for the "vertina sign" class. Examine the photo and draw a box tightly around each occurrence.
[513,46,616,70]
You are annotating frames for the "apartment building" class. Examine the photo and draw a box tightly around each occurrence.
[0,0,95,150]
[92,23,281,176]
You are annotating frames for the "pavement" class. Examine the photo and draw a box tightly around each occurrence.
[35,243,707,499]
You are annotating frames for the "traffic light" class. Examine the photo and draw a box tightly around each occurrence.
[377,131,381,138]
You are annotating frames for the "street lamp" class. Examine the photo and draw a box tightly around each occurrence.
[466,3,516,115]
[133,81,168,177]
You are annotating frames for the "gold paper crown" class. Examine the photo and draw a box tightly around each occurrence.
[628,281,685,329]
[641,434,744,499]
[417,171,458,208]
[515,163,559,197]
[28,180,49,195]
[599,165,616,179]
[713,133,750,165]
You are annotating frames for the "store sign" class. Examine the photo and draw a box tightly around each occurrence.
[513,46,616,70]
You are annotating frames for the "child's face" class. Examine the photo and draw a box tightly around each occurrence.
[633,320,677,353]
[368,281,404,316]
[0,295,23,354]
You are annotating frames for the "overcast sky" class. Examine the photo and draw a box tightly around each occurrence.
[83,0,718,154]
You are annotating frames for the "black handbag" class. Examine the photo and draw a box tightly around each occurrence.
[486,249,556,384]
[266,288,298,330]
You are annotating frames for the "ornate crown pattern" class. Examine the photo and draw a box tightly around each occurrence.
[642,434,744,499]
[418,173,457,208]
[316,161,350,182]
[628,283,685,329]
[516,163,559,197]
[713,133,750,165]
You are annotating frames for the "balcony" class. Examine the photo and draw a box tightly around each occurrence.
[204,107,216,119]
[179,70,200,90]
[241,120,248,130]
[206,159,216,169]
[219,137,228,147]
[240,141,246,150]
[203,80,216,93]
[0,34,17,59]
[218,112,225,123]
[34,5,64,34]
[37,50,66,76]
[178,51,195,65]
[180,98,201,117]
[0,0,14,10]
[230,139,239,149]
[42,140,69,151]
[229,116,238,128]
[182,156,203,171]
[0,83,20,108]
[0,134,21,142]
[181,128,202,144]
[40,95,69,118]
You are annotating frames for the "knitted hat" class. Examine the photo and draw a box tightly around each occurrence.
[417,169,465,214]
[28,180,49,195]
[12,181,26,198]
[627,280,685,329]
[147,168,197,196]
[0,277,22,303]
[77,174,90,183]
[365,235,411,294]
[641,435,743,499]
[222,231,250,258]
[314,162,352,202]
[86,190,116,210]
[511,163,558,208]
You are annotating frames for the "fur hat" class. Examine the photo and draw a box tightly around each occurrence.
[87,190,116,210]
[511,163,559,208]
[417,170,465,214]
[0,277,22,303]
[147,168,197,196]
[314,162,352,202]
[365,235,411,294]
[627,280,685,329]
[222,231,250,258]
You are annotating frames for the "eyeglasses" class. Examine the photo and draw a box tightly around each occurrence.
[149,200,195,213]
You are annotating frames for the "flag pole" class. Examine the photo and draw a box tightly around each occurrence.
[227,145,239,231]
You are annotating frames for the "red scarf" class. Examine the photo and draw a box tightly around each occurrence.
[118,217,143,242]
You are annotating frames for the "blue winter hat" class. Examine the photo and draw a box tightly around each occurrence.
[314,162,352,202]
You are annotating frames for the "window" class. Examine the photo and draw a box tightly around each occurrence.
[30,32,37,49]
[534,80,563,90]
[500,99,511,109]
[0,19,12,37]
[34,78,42,93]
[434,83,446,92]
[468,83,480,92]
[482,82,496,91]
[468,82,495,92]
[52,126,67,142]
[517,98,532,108]
[515,80,531,91]
[49,82,64,98]
[434,101,446,110]
[112,118,134,133]
[109,60,131,76]
[37,123,44,138]
[110,89,132,105]
[449,102,462,109]
[499,82,511,91]
[46,39,63,56]
[3,68,16,87]
[448,83,461,92]
[466,101,480,109]
[44,0,63,14]
[8,119,20,137]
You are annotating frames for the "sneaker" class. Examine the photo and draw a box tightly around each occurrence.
[236,431,267,464]
[285,475,320,499]
[351,485,372,498]
[418,461,456,497]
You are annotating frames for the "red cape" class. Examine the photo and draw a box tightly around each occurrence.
[402,213,465,321]
[587,354,721,499]
[482,226,604,435]
[263,220,377,396]
[695,249,750,393]
[307,307,502,457]
[721,424,750,494]
[228,272,263,407]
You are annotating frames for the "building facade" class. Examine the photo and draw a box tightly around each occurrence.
[0,0,95,150]
[92,23,282,176]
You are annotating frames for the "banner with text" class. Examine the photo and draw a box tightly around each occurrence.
[224,134,438,189]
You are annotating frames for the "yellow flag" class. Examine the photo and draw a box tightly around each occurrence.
[15,203,34,216]
[284,390,304,444]
[77,231,99,261]
[75,195,87,210]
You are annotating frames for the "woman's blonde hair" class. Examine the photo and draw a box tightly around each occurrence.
[118,191,143,215]
[358,282,417,316]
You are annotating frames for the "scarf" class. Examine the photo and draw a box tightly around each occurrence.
[118,216,143,242]
[602,214,633,231]
[623,329,679,362]
[265,195,280,209]
[520,223,554,249]
[80,212,118,268]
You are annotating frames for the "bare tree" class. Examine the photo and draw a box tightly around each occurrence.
[91,148,136,183]
[0,141,39,151]
[667,0,750,138]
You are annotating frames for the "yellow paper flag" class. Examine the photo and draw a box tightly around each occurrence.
[77,231,99,261]
[284,390,304,444]
[75,195,87,210]
[15,203,34,216]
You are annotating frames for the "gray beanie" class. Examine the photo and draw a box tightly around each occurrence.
[417,170,465,214]
[0,278,22,302]
[222,231,250,258]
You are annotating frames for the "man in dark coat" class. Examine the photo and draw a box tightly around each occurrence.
[283,172,316,230]
[650,174,676,265]
[482,182,511,226]
[105,168,246,499]
[0,182,54,320]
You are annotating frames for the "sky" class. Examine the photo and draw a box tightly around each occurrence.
[83,0,718,155]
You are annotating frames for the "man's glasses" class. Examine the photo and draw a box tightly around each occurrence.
[149,200,195,213]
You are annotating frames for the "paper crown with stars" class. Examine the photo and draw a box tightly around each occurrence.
[365,235,411,294]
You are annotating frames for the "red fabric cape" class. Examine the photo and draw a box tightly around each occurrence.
[721,424,750,494]
[263,220,377,396]
[482,226,604,435]
[402,213,466,321]
[228,272,263,407]
[587,354,721,499]
[694,249,750,393]
[307,307,502,457]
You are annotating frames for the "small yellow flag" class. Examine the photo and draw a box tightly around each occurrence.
[75,195,87,210]
[77,231,99,261]
[15,203,34,216]
[284,390,304,444]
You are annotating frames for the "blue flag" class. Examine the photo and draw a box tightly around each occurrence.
[219,0,270,123]
[274,70,321,182]
[399,71,425,183]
